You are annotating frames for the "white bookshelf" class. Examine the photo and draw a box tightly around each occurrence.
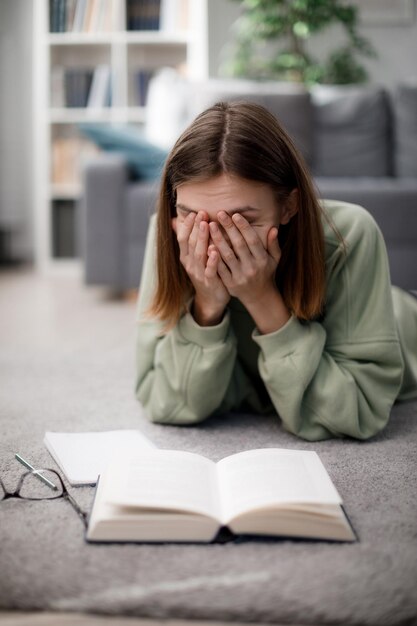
[33,0,208,271]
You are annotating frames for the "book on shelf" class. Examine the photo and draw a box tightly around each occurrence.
[87,65,111,108]
[65,0,78,31]
[65,68,94,107]
[127,0,161,31]
[72,0,88,31]
[86,448,356,543]
[134,69,154,106]
[51,65,111,109]
[49,0,113,33]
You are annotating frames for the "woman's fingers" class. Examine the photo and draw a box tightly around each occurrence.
[194,220,210,263]
[205,247,219,279]
[176,211,195,257]
[267,226,281,263]
[216,255,232,286]
[209,220,239,271]
[215,211,253,262]
[188,212,203,251]
[230,213,265,259]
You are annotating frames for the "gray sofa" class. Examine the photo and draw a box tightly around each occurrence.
[81,80,417,292]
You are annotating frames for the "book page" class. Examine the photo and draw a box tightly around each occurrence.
[44,430,156,485]
[102,450,222,520]
[216,448,342,523]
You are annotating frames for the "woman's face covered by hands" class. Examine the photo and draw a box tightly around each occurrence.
[174,173,292,248]
[172,173,298,323]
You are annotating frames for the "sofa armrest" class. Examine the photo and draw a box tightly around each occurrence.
[81,153,128,288]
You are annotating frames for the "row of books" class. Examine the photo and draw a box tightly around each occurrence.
[51,65,112,108]
[49,0,113,33]
[128,0,189,32]
[50,0,188,33]
[51,65,154,108]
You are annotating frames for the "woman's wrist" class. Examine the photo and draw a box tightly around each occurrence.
[242,287,290,335]
[192,297,226,327]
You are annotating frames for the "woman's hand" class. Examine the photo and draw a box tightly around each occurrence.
[174,210,230,326]
[209,211,291,334]
[209,211,280,304]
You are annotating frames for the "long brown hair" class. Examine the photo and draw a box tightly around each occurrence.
[150,101,326,329]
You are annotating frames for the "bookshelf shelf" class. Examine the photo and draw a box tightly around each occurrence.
[48,33,114,45]
[49,108,115,123]
[124,32,189,44]
[34,0,208,269]
[48,32,190,45]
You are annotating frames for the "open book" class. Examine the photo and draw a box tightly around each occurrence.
[86,448,355,543]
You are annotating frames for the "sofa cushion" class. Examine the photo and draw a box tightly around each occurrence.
[393,82,417,177]
[78,123,168,180]
[188,79,314,165]
[311,85,391,177]
[145,68,192,150]
[316,177,417,290]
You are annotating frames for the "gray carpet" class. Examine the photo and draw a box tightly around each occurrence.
[0,269,417,626]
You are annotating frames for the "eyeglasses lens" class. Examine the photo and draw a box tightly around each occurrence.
[19,470,63,499]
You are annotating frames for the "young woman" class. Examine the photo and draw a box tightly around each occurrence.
[135,101,417,441]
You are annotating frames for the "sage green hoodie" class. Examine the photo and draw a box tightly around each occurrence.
[135,200,417,441]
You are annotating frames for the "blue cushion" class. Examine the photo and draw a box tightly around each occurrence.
[78,123,168,180]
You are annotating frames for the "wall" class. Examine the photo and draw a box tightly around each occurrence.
[207,0,242,78]
[0,0,34,262]
[208,0,417,88]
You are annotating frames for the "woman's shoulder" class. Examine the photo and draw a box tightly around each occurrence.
[320,198,383,259]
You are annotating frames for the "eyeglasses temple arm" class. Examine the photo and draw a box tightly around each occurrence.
[65,492,88,528]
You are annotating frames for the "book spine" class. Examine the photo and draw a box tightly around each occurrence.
[64,69,93,107]
[153,0,161,30]
[49,0,60,32]
[83,0,94,32]
[135,69,153,106]
[58,0,67,32]
[160,0,177,32]
[72,0,87,32]
[127,0,161,31]
[66,0,78,31]
[96,0,108,31]
[87,65,111,108]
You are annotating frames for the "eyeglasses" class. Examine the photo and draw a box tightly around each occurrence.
[0,467,88,529]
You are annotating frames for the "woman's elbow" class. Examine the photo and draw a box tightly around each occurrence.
[136,389,210,426]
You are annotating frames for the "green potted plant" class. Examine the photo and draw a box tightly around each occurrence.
[221,0,376,85]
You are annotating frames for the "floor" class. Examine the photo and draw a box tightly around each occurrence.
[0,266,307,626]
[0,614,283,626]
[0,263,137,353]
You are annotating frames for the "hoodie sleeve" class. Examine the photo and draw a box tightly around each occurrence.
[134,215,239,424]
